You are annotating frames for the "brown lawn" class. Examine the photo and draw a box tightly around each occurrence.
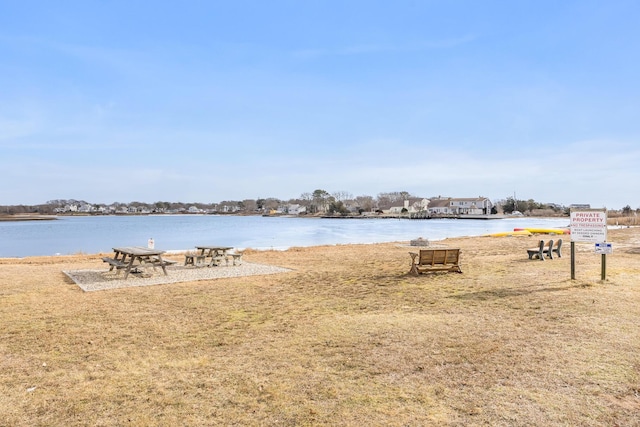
[1,227,639,426]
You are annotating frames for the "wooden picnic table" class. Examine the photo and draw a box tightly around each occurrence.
[195,245,233,257]
[103,246,170,279]
[194,245,233,267]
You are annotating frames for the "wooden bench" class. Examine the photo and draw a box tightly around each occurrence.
[527,240,554,260]
[408,248,462,275]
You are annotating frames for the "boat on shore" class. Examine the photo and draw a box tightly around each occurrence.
[513,227,569,235]
[484,230,532,237]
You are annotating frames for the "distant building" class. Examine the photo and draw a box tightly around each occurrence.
[387,199,430,214]
[287,204,307,215]
[570,204,591,210]
[428,197,493,216]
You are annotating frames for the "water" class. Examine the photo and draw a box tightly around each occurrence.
[0,215,570,257]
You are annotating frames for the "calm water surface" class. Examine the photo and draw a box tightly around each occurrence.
[0,215,570,257]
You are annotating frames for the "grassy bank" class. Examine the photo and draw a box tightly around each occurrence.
[1,229,639,426]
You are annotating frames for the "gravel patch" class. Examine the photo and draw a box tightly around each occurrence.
[64,262,292,292]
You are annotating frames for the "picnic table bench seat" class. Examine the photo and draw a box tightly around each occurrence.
[226,252,243,266]
[102,257,127,270]
[184,248,243,267]
[184,253,224,267]
[103,254,176,277]
[409,248,462,275]
[184,253,208,267]
[146,256,177,267]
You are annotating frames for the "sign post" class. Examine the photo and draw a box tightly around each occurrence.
[595,242,613,281]
[569,209,608,280]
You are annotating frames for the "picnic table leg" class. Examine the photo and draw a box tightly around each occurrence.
[156,255,168,275]
[123,257,136,279]
[111,251,124,272]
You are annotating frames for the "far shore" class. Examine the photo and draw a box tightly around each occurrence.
[0,214,57,221]
[1,212,634,227]
[0,211,569,222]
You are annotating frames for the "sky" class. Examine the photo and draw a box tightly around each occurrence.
[1,1,639,209]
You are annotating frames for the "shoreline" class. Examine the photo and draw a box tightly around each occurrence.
[1,226,635,261]
[0,214,57,221]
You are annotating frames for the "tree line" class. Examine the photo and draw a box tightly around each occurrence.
[0,192,637,216]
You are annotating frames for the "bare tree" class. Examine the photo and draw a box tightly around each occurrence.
[242,199,257,212]
[355,195,375,212]
[332,191,353,202]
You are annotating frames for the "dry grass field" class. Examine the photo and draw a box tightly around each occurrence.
[1,228,639,426]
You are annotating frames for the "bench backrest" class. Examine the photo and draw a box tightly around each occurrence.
[419,249,460,266]
[554,239,562,252]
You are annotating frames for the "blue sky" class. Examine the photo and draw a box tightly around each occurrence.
[1,1,639,209]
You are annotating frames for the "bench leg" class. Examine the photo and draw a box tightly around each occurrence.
[408,253,419,275]
[409,263,419,276]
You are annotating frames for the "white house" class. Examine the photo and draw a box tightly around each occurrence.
[428,197,493,215]
[449,197,492,215]
[388,199,430,214]
[78,204,95,213]
[287,204,307,215]
[427,198,456,215]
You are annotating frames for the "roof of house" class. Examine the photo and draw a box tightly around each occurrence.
[428,199,452,208]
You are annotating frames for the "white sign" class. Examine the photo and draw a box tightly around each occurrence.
[595,242,612,254]
[570,209,607,243]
